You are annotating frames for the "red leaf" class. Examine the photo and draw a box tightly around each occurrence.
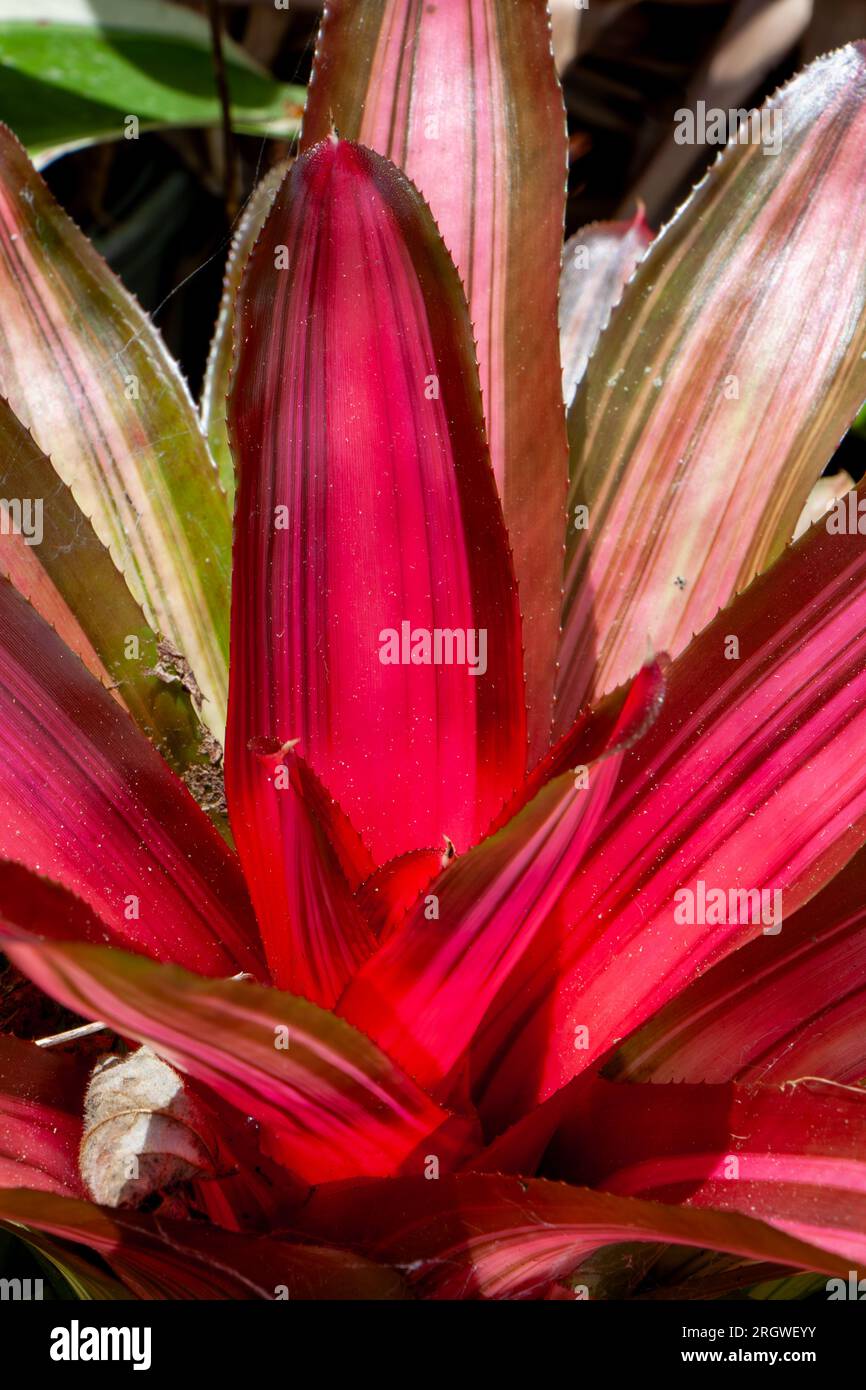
[0,940,477,1184]
[547,1077,866,1267]
[239,743,375,1005]
[0,1189,405,1299]
[0,861,116,947]
[346,486,866,1131]
[609,841,866,1085]
[356,847,449,942]
[0,1035,85,1196]
[475,495,866,1129]
[339,661,665,1094]
[0,578,262,977]
[512,653,668,820]
[291,1172,857,1299]
[304,0,569,759]
[227,138,526,877]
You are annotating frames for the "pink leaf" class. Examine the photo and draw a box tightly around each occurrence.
[0,939,477,1185]
[547,1077,866,1267]
[227,138,526,883]
[0,1035,85,1196]
[0,578,262,977]
[477,493,866,1128]
[291,1171,857,1299]
[557,44,866,728]
[345,484,866,1132]
[609,841,866,1085]
[303,0,569,758]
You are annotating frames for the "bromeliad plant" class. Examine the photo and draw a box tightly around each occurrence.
[3,1,866,1300]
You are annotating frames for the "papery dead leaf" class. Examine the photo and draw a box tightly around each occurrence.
[80,1046,218,1210]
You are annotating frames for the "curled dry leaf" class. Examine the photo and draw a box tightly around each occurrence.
[79,1046,218,1210]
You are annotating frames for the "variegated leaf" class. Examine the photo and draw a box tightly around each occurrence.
[558,43,866,728]
[0,124,231,740]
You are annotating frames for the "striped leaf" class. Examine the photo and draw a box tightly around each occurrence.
[340,660,666,1095]
[0,940,477,1185]
[558,43,866,728]
[0,124,231,741]
[343,477,866,1132]
[0,582,262,978]
[559,209,652,408]
[303,0,569,760]
[227,138,526,876]
[0,1189,404,1300]
[201,161,290,506]
[549,1077,866,1267]
[608,841,866,1085]
[292,1172,857,1299]
[0,397,206,776]
[480,481,866,1129]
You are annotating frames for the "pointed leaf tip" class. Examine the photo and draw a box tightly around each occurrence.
[227,135,526,888]
[303,0,569,761]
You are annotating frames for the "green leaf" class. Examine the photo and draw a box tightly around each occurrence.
[0,0,305,163]
[0,398,208,777]
[0,124,231,741]
[21,1231,132,1300]
[202,160,290,506]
